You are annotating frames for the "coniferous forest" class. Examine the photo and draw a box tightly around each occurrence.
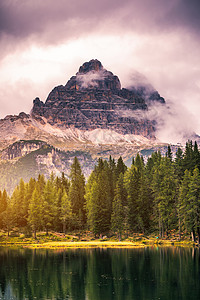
[1,141,200,242]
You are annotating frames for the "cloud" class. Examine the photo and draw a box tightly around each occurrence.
[117,100,198,145]
[0,0,200,146]
[76,70,106,89]
[162,0,200,34]
[0,0,199,50]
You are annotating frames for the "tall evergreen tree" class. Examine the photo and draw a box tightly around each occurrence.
[182,140,194,171]
[1,202,15,236]
[0,189,8,228]
[193,141,200,170]
[174,147,184,181]
[111,173,127,240]
[68,157,86,228]
[85,175,101,236]
[187,168,200,243]
[0,190,7,213]
[108,156,117,202]
[166,145,172,161]
[86,159,113,236]
[0,190,8,228]
[60,191,72,234]
[41,180,57,235]
[28,186,43,238]
[139,168,153,233]
[116,156,127,178]
[152,157,177,237]
[61,172,70,194]
[54,188,63,231]
[178,169,191,239]
[124,164,141,232]
[11,179,27,227]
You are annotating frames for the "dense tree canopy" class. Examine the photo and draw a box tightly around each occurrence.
[1,141,200,242]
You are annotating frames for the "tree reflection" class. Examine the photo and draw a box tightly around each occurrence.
[0,247,199,299]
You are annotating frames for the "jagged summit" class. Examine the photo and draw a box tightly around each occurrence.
[78,59,103,73]
[65,59,121,91]
[0,59,166,154]
[30,59,165,137]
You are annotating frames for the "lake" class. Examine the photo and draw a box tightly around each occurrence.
[0,247,199,300]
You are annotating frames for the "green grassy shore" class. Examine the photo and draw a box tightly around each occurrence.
[0,231,197,249]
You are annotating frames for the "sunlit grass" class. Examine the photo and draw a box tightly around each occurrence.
[0,230,196,248]
[28,240,143,249]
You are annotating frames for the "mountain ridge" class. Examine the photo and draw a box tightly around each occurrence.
[0,59,166,152]
[0,59,169,192]
[30,59,165,137]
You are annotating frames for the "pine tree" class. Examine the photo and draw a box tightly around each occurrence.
[116,156,127,178]
[187,168,200,243]
[111,173,127,240]
[60,191,72,234]
[1,202,15,236]
[24,177,36,231]
[68,157,86,228]
[41,180,57,235]
[124,164,141,232]
[0,189,8,228]
[139,169,153,233]
[193,141,200,170]
[55,176,62,192]
[11,179,27,227]
[178,169,191,239]
[28,186,43,238]
[54,188,63,231]
[182,140,194,171]
[166,145,172,161]
[146,151,162,183]
[95,170,113,234]
[174,147,184,181]
[61,172,70,194]
[37,174,46,194]
[133,153,150,232]
[108,156,117,203]
[85,159,113,236]
[152,157,177,237]
[124,154,152,233]
[135,153,144,171]
[85,176,100,236]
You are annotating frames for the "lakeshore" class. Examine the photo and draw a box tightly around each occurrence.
[0,231,197,249]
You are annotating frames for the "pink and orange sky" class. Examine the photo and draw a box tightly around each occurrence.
[0,0,200,143]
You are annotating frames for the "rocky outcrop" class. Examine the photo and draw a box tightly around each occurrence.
[0,58,168,162]
[0,140,96,194]
[31,59,165,138]
[0,140,47,160]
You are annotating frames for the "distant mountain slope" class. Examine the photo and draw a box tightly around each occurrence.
[0,59,166,151]
[0,59,169,192]
[0,140,95,194]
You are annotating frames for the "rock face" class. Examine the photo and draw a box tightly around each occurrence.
[31,59,165,137]
[0,140,96,194]
[0,59,168,193]
[0,140,46,160]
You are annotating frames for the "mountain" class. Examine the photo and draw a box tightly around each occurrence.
[0,139,95,194]
[31,59,164,137]
[0,59,165,150]
[0,59,167,192]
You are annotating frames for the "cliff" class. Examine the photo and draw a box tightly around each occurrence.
[31,59,165,137]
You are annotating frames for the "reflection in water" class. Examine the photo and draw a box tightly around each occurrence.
[0,247,200,300]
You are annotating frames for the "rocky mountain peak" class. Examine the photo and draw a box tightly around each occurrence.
[65,59,121,91]
[29,59,166,137]
[78,59,103,74]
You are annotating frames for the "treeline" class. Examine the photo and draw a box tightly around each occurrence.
[1,141,200,242]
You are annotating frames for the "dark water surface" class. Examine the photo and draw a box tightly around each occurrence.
[0,246,200,300]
